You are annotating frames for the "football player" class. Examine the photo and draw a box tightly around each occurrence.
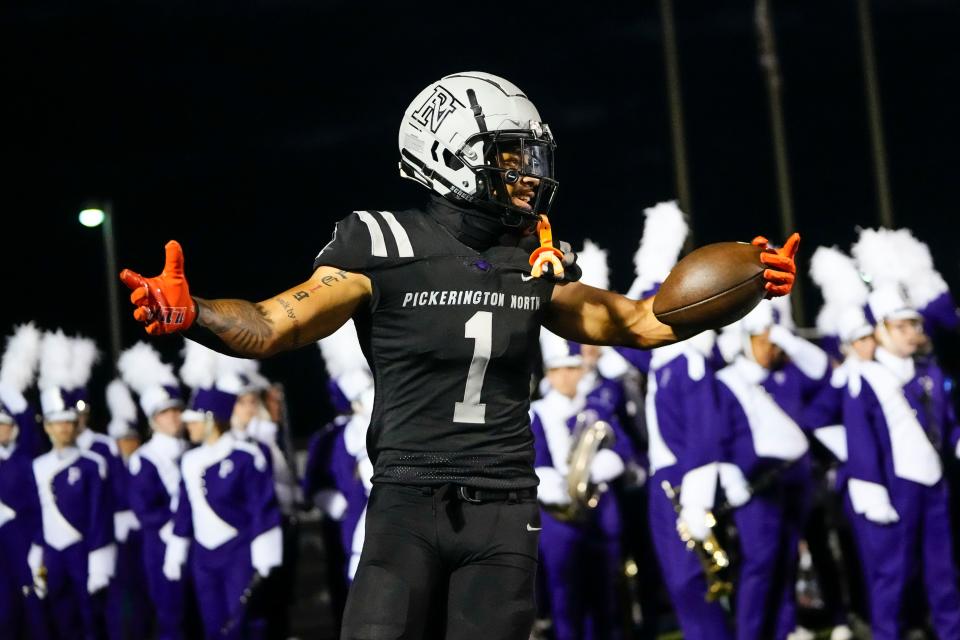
[120,72,797,639]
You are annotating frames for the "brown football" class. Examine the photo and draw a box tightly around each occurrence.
[653,242,766,331]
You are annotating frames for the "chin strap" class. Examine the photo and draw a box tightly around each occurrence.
[529,215,565,279]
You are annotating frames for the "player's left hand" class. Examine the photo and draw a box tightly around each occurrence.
[752,233,800,298]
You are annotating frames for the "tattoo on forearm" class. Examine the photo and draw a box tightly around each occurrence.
[308,269,350,294]
[275,297,301,349]
[195,298,275,356]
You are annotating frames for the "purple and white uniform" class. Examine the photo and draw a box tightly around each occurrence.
[169,432,282,640]
[844,348,960,640]
[644,340,733,640]
[33,446,114,640]
[531,390,633,640]
[128,433,187,640]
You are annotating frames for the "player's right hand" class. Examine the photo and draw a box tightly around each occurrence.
[119,241,196,335]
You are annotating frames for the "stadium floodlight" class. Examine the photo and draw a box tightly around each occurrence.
[78,208,106,228]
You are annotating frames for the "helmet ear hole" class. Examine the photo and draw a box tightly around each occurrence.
[442,148,464,171]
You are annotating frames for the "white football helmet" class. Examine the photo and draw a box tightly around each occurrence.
[398,71,558,224]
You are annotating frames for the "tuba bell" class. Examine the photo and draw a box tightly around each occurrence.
[661,480,733,603]
[545,410,615,523]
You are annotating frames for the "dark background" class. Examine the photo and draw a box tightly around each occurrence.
[3,0,958,439]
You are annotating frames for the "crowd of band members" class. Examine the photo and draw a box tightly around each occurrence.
[3,206,960,640]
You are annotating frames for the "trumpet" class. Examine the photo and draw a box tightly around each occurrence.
[661,480,733,603]
[544,411,615,523]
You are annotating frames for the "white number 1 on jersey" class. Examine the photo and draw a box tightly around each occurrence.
[453,311,492,424]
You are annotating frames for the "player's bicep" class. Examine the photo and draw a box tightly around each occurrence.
[255,266,371,351]
[544,281,678,349]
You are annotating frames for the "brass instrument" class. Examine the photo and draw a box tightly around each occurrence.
[661,480,733,603]
[545,411,615,523]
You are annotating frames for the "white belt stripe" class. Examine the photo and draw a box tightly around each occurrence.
[378,211,414,257]
[356,211,388,257]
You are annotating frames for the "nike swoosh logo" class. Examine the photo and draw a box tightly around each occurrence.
[526,523,542,532]
[521,274,535,282]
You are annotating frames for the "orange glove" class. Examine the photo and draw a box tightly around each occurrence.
[119,241,196,335]
[752,233,800,298]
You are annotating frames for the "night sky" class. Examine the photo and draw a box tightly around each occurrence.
[4,0,958,438]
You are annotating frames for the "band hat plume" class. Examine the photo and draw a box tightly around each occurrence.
[887,227,950,309]
[576,239,609,291]
[851,227,903,290]
[810,246,870,341]
[0,323,42,421]
[627,200,689,300]
[62,336,100,413]
[853,226,951,311]
[180,339,225,423]
[106,379,140,439]
[68,336,99,392]
[217,354,270,396]
[540,327,582,370]
[318,319,373,405]
[118,341,183,418]
[38,330,78,422]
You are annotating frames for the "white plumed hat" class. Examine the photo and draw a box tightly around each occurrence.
[576,239,610,290]
[0,323,41,422]
[106,379,140,439]
[318,320,373,403]
[627,200,689,299]
[118,342,183,418]
[810,246,869,341]
[38,330,77,422]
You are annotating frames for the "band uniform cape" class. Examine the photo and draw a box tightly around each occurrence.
[313,198,561,489]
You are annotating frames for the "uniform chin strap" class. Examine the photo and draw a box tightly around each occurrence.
[529,215,565,279]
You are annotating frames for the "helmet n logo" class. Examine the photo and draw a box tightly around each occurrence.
[411,85,464,133]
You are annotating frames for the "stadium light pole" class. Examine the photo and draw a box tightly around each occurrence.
[856,0,894,228]
[658,0,694,241]
[754,0,806,326]
[79,201,122,366]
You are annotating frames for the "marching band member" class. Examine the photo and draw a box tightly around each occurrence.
[33,330,114,639]
[102,378,151,640]
[224,358,298,639]
[227,359,298,516]
[843,285,960,639]
[532,329,634,640]
[0,323,45,638]
[66,336,140,640]
[165,340,283,640]
[303,319,373,629]
[609,202,692,637]
[119,343,188,640]
[645,330,733,640]
[712,302,830,640]
[796,247,877,640]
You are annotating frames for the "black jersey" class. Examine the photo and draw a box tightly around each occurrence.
[313,199,556,488]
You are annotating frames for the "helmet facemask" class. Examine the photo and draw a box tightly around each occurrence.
[465,128,558,226]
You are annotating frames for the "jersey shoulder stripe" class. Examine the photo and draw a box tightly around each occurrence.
[356,211,389,257]
[377,211,415,257]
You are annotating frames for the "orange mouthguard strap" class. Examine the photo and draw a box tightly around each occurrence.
[528,214,565,279]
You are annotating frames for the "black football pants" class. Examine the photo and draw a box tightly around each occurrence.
[340,483,541,640]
